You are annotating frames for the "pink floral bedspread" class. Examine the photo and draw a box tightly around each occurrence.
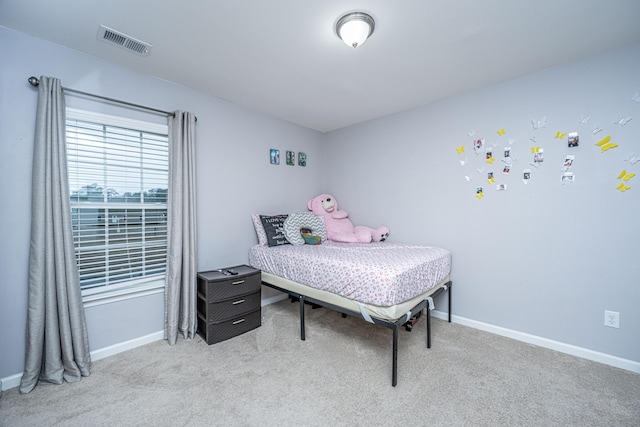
[249,242,451,307]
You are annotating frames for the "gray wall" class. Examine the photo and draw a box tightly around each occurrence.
[0,27,323,381]
[322,43,640,363]
[2,25,638,385]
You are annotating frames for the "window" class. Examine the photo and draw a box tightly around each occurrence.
[66,109,169,300]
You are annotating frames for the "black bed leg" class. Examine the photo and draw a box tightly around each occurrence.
[392,326,398,387]
[448,283,452,323]
[299,295,306,341]
[426,308,432,349]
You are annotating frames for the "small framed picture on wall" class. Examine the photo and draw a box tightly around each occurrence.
[298,152,307,167]
[286,150,295,166]
[270,149,280,165]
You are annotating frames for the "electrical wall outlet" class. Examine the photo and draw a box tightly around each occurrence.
[604,310,620,328]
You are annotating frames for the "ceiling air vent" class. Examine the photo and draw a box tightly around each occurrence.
[97,25,152,57]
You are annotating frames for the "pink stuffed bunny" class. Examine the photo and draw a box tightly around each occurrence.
[307,194,389,243]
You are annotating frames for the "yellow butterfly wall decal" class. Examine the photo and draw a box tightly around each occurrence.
[617,169,636,181]
[601,142,619,152]
[497,128,506,136]
[487,177,495,184]
[456,145,465,154]
[486,157,495,164]
[476,192,485,199]
[555,131,566,139]
[595,135,611,146]
[616,182,631,192]
[531,146,541,153]
[595,135,618,152]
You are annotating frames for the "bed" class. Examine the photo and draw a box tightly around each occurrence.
[248,239,452,386]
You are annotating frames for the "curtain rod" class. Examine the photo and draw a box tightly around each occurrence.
[27,76,176,118]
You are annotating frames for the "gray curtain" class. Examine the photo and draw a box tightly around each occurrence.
[165,111,197,345]
[20,76,91,394]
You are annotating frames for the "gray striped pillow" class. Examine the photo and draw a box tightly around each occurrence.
[283,213,326,245]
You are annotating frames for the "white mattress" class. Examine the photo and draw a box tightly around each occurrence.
[249,241,451,306]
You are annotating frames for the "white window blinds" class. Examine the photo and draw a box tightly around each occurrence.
[65,109,169,292]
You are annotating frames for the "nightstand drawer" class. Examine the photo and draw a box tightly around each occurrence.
[197,308,261,344]
[197,290,261,322]
[197,265,261,302]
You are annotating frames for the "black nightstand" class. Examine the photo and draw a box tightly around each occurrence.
[196,265,261,344]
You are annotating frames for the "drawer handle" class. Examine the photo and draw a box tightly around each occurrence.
[232,299,245,305]
[232,318,246,325]
[231,280,245,285]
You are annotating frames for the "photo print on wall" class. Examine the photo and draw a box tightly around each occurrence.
[532,147,544,164]
[561,172,575,184]
[298,152,307,167]
[270,149,280,165]
[486,149,494,164]
[563,155,575,171]
[286,150,295,166]
[487,172,495,184]
[568,132,579,147]
[474,138,485,154]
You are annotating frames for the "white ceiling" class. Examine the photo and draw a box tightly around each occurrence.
[2,0,640,133]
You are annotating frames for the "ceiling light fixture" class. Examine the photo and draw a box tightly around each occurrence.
[335,11,375,48]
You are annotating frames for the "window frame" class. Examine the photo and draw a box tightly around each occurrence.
[66,108,169,305]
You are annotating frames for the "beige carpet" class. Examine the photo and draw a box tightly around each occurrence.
[1,299,639,427]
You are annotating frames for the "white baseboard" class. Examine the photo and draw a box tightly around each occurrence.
[431,310,640,374]
[1,373,22,391]
[90,330,164,362]
[1,331,164,391]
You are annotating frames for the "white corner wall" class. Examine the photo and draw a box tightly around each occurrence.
[322,43,640,367]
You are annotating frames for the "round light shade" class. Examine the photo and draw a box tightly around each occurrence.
[336,12,375,48]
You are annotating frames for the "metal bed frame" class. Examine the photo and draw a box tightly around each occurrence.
[261,279,452,387]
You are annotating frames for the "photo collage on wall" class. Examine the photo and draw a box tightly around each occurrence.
[456,91,638,199]
[270,149,306,167]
